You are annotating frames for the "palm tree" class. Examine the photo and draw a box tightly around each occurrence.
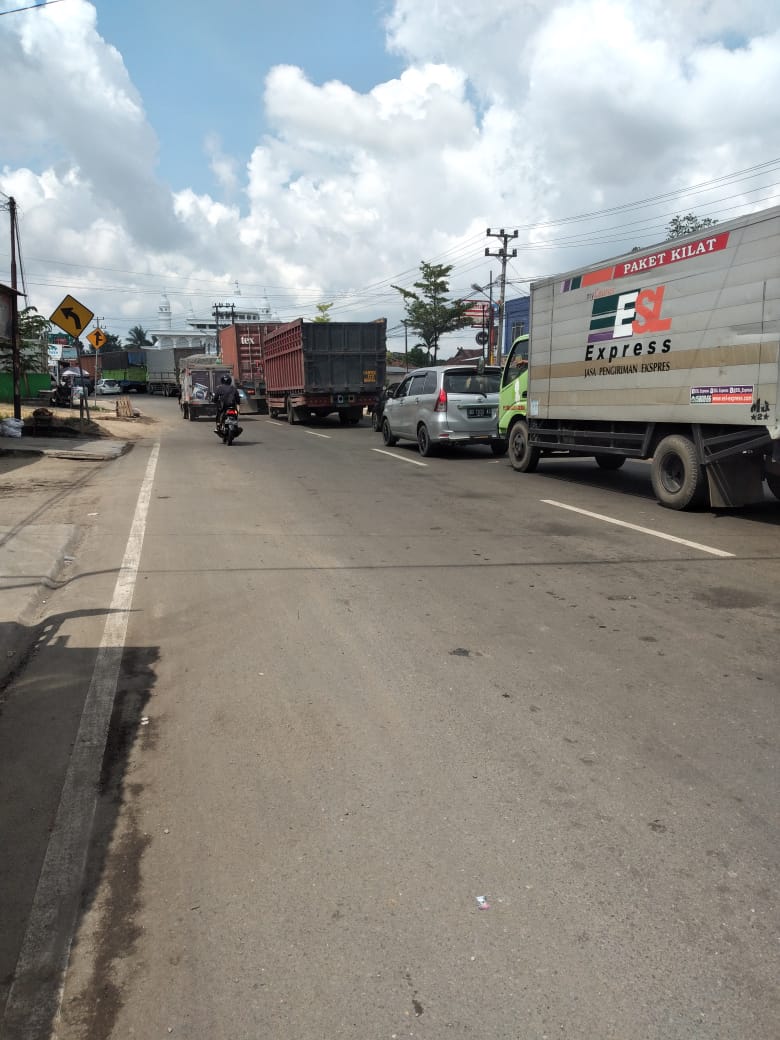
[126,325,153,347]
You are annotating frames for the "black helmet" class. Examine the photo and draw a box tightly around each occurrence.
[220,374,232,385]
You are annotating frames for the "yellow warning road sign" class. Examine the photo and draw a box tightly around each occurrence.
[87,327,107,350]
[50,295,94,338]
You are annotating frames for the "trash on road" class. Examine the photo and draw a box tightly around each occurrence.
[476,895,490,909]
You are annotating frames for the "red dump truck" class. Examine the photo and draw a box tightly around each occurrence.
[264,319,387,425]
[218,322,281,414]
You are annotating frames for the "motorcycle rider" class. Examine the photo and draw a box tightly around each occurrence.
[213,374,240,432]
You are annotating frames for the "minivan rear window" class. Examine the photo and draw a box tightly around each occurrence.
[444,370,500,394]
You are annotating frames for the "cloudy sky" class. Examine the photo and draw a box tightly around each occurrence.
[2,0,780,351]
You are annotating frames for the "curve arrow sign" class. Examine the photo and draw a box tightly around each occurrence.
[61,307,82,331]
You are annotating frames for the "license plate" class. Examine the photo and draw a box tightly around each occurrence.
[467,407,491,418]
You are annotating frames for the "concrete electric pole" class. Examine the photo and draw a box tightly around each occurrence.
[485,228,518,366]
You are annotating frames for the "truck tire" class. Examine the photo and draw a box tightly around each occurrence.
[595,454,626,470]
[508,420,539,472]
[339,411,349,425]
[382,418,398,447]
[651,434,706,509]
[287,399,297,425]
[188,406,196,421]
[181,404,188,420]
[765,472,780,501]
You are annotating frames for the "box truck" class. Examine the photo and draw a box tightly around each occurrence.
[179,356,234,421]
[499,205,780,509]
[146,346,198,396]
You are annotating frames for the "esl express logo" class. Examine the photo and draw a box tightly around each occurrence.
[585,285,671,364]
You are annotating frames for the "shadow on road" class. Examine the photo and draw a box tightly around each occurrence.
[0,609,159,1040]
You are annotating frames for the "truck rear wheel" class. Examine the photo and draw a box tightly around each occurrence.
[595,454,626,470]
[651,434,706,509]
[287,399,297,425]
[508,421,539,473]
[765,472,780,500]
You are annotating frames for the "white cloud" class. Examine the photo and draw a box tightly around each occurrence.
[1,0,780,342]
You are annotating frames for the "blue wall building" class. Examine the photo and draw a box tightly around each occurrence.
[503,295,530,356]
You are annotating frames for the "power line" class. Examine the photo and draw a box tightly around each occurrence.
[0,0,67,15]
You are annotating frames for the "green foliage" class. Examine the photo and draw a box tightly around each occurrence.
[0,305,49,377]
[407,346,428,368]
[101,332,122,350]
[665,213,718,239]
[392,262,471,364]
[313,303,333,323]
[126,324,153,346]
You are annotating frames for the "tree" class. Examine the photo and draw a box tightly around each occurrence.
[101,332,122,350]
[392,262,471,365]
[313,303,333,323]
[0,305,49,382]
[666,213,718,239]
[126,325,153,346]
[407,346,428,368]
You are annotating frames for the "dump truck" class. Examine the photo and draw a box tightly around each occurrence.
[264,319,387,425]
[218,322,281,414]
[146,346,197,396]
[179,356,234,421]
[499,204,780,509]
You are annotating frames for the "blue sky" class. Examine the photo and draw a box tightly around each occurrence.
[94,0,402,197]
[2,1,780,342]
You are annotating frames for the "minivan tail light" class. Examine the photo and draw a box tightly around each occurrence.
[434,388,447,412]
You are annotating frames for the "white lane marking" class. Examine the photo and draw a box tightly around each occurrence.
[542,499,734,558]
[3,443,161,1038]
[305,430,331,439]
[372,448,428,467]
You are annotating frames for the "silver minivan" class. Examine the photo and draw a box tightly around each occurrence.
[381,364,506,456]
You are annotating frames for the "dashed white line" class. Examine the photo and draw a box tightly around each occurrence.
[542,499,734,557]
[371,448,428,467]
[305,430,331,439]
[3,443,161,1038]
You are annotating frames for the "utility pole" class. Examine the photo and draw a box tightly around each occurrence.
[9,197,21,420]
[213,303,221,356]
[485,228,518,366]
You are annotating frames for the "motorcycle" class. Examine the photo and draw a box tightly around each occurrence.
[217,406,242,446]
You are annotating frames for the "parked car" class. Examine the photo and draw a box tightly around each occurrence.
[371,381,400,431]
[95,378,121,395]
[381,364,506,457]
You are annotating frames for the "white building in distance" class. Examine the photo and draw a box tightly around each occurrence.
[147,287,279,352]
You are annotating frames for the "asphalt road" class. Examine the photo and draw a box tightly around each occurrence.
[2,395,779,1040]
